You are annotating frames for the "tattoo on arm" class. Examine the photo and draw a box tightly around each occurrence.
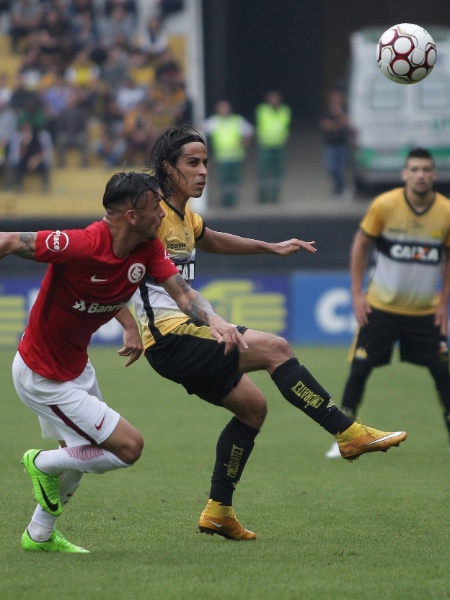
[174,274,215,323]
[15,232,37,259]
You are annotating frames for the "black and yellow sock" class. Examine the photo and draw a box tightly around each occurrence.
[210,417,259,506]
[271,358,353,434]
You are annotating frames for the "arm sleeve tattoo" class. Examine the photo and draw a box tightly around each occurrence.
[173,273,216,324]
[15,232,37,259]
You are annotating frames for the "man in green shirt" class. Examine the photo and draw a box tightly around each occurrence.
[255,90,291,203]
[203,100,254,208]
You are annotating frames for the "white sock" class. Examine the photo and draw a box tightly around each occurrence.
[60,469,83,505]
[27,470,85,542]
[27,509,57,542]
[34,446,128,474]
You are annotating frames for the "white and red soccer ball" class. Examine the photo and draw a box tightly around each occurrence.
[377,23,437,84]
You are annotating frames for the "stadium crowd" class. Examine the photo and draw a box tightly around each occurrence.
[0,0,190,190]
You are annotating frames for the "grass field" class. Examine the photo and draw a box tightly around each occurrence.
[0,345,449,600]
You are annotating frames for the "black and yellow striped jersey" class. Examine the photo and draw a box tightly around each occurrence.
[362,188,450,316]
[133,200,206,349]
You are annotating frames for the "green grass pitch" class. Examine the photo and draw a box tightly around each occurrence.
[0,345,448,600]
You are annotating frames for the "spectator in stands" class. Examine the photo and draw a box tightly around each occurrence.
[40,72,72,138]
[65,47,100,89]
[52,89,89,168]
[70,7,99,54]
[100,46,128,95]
[9,0,43,53]
[202,100,254,208]
[136,15,169,60]
[0,95,17,182]
[38,51,66,90]
[104,0,138,23]
[0,72,12,107]
[67,0,96,23]
[9,72,38,115]
[17,93,49,131]
[149,71,191,133]
[127,47,156,89]
[65,47,100,113]
[34,4,71,60]
[122,98,155,165]
[91,94,126,167]
[153,47,182,84]
[255,90,292,203]
[17,45,43,91]
[5,121,52,191]
[98,4,135,50]
[47,0,69,19]
[55,28,76,72]
[115,75,146,114]
[0,0,10,35]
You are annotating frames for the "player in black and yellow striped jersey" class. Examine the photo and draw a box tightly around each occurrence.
[327,147,450,458]
[129,125,407,539]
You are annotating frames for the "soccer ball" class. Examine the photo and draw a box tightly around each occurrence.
[376,23,437,84]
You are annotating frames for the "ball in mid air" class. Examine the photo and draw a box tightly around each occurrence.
[376,23,437,84]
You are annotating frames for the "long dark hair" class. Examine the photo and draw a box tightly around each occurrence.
[148,124,205,198]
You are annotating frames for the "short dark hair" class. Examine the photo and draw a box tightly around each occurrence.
[406,147,434,164]
[103,172,160,209]
[148,125,205,198]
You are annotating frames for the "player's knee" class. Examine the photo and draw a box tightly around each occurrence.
[350,358,372,380]
[238,396,267,430]
[265,334,293,364]
[254,398,268,427]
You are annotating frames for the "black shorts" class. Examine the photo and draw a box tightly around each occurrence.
[351,307,448,368]
[145,320,246,406]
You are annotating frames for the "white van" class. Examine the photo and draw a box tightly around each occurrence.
[348,26,450,193]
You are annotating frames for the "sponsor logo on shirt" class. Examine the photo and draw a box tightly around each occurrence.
[177,262,194,281]
[128,263,145,283]
[45,230,69,252]
[72,300,126,314]
[389,243,440,263]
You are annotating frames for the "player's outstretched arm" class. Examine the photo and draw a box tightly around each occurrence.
[0,232,37,260]
[197,228,316,256]
[162,273,248,354]
[270,239,317,256]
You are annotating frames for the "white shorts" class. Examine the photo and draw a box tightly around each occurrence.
[12,352,121,447]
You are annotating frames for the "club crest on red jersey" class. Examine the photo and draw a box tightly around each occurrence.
[128,263,145,283]
[45,230,69,252]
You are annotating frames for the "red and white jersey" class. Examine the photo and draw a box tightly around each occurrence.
[18,220,178,381]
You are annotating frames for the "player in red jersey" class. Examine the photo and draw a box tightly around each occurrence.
[0,171,246,553]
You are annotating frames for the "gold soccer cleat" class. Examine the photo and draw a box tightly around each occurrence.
[198,500,256,541]
[337,420,407,461]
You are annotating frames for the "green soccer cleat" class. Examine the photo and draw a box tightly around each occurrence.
[22,449,62,516]
[21,529,90,553]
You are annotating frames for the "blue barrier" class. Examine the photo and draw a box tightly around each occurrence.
[0,273,357,346]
